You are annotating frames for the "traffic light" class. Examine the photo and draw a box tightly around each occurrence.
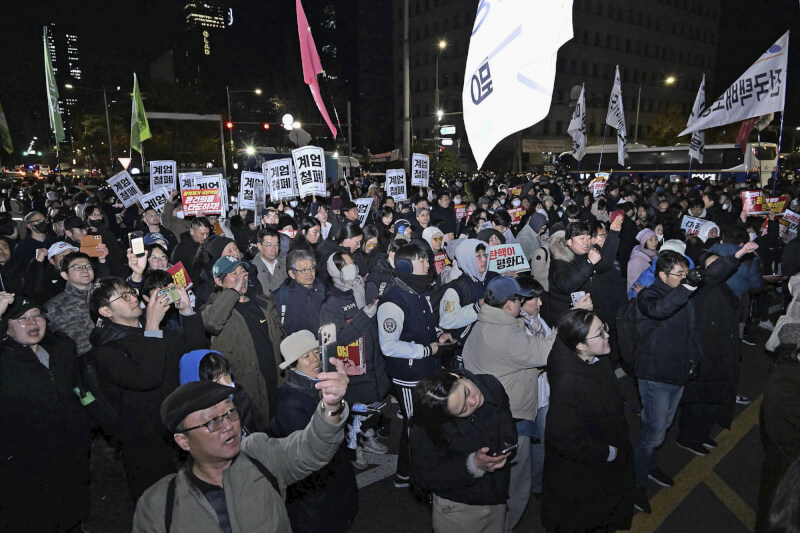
[438,146,445,154]
[262,123,270,130]
[225,121,234,129]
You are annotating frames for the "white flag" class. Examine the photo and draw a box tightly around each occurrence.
[688,75,706,164]
[679,31,788,136]
[567,84,587,161]
[462,0,574,169]
[606,66,627,166]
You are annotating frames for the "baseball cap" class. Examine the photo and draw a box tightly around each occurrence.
[143,232,166,246]
[486,276,534,300]
[2,297,43,321]
[47,241,79,260]
[212,255,249,278]
[63,215,86,231]
[160,381,234,433]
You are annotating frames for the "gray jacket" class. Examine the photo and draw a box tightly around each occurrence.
[254,255,288,295]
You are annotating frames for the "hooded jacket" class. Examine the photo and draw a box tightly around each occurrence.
[709,242,764,300]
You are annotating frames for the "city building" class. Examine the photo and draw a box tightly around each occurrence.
[46,22,83,143]
[392,0,722,170]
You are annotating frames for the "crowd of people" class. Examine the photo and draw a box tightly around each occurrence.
[2,168,800,532]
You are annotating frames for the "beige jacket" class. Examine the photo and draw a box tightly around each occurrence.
[462,304,555,420]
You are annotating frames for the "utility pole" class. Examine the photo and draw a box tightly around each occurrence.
[402,0,411,173]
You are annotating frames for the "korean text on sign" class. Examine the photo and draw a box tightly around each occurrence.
[239,171,266,210]
[139,188,170,212]
[107,170,143,208]
[266,158,297,201]
[149,160,176,191]
[488,243,530,274]
[680,215,706,235]
[411,153,429,187]
[385,169,407,202]
[292,145,326,198]
[181,189,222,217]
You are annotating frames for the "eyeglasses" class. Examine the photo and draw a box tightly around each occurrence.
[585,322,610,341]
[475,252,488,260]
[292,267,315,275]
[668,270,688,278]
[261,242,279,248]
[16,313,45,325]
[107,291,138,304]
[182,406,239,433]
[68,263,94,271]
[148,255,168,262]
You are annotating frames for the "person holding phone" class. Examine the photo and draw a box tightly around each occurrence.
[411,368,517,533]
[543,309,634,532]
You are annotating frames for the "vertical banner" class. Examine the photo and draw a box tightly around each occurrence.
[385,169,408,201]
[292,145,326,198]
[568,84,587,161]
[411,153,430,187]
[139,188,170,212]
[267,158,297,201]
[239,171,266,210]
[149,160,177,191]
[107,170,143,208]
[687,75,706,163]
[606,65,627,166]
[354,197,374,228]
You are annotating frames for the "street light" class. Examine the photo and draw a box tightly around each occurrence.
[665,76,676,85]
[64,84,116,167]
[435,39,447,125]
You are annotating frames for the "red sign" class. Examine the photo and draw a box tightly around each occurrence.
[741,191,789,215]
[335,319,366,376]
[509,185,523,197]
[167,261,193,289]
[433,251,449,274]
[507,207,525,224]
[181,188,222,216]
[454,203,467,220]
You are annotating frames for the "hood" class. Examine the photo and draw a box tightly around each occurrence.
[476,228,505,245]
[454,238,487,281]
[422,226,444,248]
[371,253,394,275]
[444,238,467,261]
[548,230,574,262]
[528,212,548,233]
[697,221,720,243]
[631,245,657,261]
[88,317,140,347]
[179,349,224,385]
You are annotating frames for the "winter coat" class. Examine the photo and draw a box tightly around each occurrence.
[516,223,543,262]
[709,242,764,300]
[171,231,201,283]
[364,253,396,302]
[273,278,327,336]
[410,372,517,505]
[616,216,639,279]
[133,404,350,533]
[431,203,459,236]
[636,278,703,385]
[0,332,92,532]
[627,245,657,291]
[681,255,741,428]
[462,304,555,421]
[201,288,285,425]
[45,283,95,355]
[88,312,209,498]
[270,370,358,533]
[253,254,288,295]
[542,339,634,532]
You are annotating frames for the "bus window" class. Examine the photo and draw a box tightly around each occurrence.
[626,150,658,170]
[722,149,744,169]
[698,148,723,169]
[753,145,777,161]
[657,150,689,170]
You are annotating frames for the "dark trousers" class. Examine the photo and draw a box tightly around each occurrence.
[392,381,417,478]
[678,402,718,446]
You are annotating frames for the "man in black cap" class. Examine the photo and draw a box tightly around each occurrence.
[133,359,350,532]
[8,211,55,274]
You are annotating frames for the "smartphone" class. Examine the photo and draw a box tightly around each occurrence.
[318,323,337,373]
[571,291,586,306]
[490,444,518,457]
[128,231,145,256]
[610,210,624,224]
[157,286,181,305]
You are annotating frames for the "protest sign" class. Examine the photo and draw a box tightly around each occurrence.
[239,171,266,210]
[411,153,429,187]
[149,160,176,191]
[107,170,143,208]
[138,188,170,212]
[292,145,326,198]
[354,197,374,228]
[167,261,193,289]
[178,171,202,191]
[433,251,449,274]
[454,203,467,220]
[507,207,525,225]
[741,191,790,215]
[680,215,706,235]
[385,169,408,202]
[509,185,523,197]
[278,228,297,239]
[588,176,607,198]
[181,189,222,216]
[488,243,530,274]
[266,158,296,201]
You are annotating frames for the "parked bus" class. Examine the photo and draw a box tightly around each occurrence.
[557,142,778,185]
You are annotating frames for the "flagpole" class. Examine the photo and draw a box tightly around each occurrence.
[598,124,608,173]
[773,111,786,195]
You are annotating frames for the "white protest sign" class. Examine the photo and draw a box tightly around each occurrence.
[488,243,530,274]
[354,197,374,228]
[411,153,430,187]
[266,158,296,201]
[178,171,203,191]
[680,215,706,235]
[149,160,177,191]
[107,170,143,208]
[239,171,266,210]
[292,145,326,198]
[588,176,607,198]
[385,169,408,202]
[138,188,170,212]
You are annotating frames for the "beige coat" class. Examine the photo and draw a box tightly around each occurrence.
[462,304,555,421]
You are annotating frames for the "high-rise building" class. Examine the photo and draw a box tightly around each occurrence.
[184,1,230,58]
[392,0,722,170]
[46,23,82,142]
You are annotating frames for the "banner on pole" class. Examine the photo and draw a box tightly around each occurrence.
[606,65,627,166]
[688,75,706,163]
[139,188,170,212]
[411,153,430,187]
[568,84,587,161]
[385,169,408,201]
[107,170,143,208]
[267,158,297,201]
[149,160,177,191]
[292,145,326,198]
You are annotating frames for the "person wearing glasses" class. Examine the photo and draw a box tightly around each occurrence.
[631,250,703,513]
[88,276,208,500]
[253,227,288,295]
[132,357,350,532]
[462,276,557,532]
[0,294,93,532]
[44,252,106,355]
[274,248,327,335]
[542,308,634,533]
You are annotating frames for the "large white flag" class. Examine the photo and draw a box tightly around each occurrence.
[679,31,788,136]
[462,0,574,169]
[687,75,706,163]
[567,84,587,161]
[606,66,627,166]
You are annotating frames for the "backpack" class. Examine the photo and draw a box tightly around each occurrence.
[615,297,653,373]
[429,276,472,336]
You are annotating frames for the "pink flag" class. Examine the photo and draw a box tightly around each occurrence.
[736,118,757,154]
[296,0,337,139]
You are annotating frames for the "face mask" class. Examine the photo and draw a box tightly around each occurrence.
[499,198,506,205]
[32,221,49,233]
[341,263,358,281]
[289,200,298,208]
[722,203,731,211]
[511,199,521,207]
[657,234,664,242]
[749,232,758,242]
[453,196,462,204]
[175,210,185,219]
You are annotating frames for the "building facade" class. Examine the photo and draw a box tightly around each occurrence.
[46,22,83,143]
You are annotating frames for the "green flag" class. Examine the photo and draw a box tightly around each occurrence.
[130,73,151,154]
[0,101,12,154]
[43,27,65,144]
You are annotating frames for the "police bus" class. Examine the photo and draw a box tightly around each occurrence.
[557,142,778,185]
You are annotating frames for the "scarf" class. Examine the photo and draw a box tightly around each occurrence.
[396,270,430,294]
[520,309,547,339]
[326,254,366,309]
